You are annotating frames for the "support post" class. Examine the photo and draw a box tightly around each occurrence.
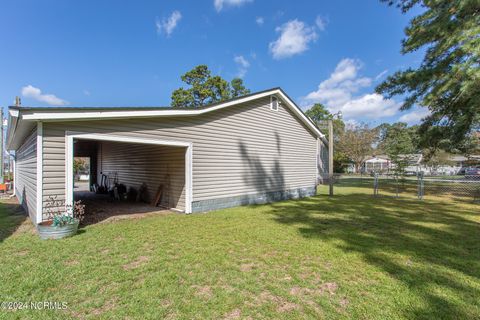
[418,171,424,200]
[328,119,334,196]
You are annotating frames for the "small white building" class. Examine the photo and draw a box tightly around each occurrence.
[364,156,390,173]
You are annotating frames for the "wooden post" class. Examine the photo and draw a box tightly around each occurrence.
[328,119,333,196]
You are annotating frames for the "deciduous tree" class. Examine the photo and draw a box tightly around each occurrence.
[337,124,378,173]
[376,122,420,175]
[377,122,419,156]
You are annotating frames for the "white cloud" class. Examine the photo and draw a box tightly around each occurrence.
[303,58,401,120]
[399,108,431,124]
[234,55,250,68]
[156,10,182,37]
[304,58,371,108]
[269,19,318,59]
[341,93,400,119]
[21,85,68,106]
[83,90,91,96]
[256,16,264,26]
[214,0,253,12]
[234,55,250,78]
[315,16,327,31]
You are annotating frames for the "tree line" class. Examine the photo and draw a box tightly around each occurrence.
[306,102,479,174]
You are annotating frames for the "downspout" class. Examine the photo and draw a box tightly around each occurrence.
[6,107,20,198]
[10,152,16,198]
[36,121,43,224]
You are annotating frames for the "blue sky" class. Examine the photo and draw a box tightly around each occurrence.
[0,0,427,125]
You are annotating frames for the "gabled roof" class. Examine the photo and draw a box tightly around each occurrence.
[7,87,325,150]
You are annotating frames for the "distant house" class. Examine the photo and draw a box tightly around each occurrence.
[360,153,478,176]
[420,154,478,176]
[7,88,328,224]
[363,155,391,173]
[361,154,423,174]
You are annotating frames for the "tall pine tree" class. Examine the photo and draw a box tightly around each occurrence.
[376,0,480,154]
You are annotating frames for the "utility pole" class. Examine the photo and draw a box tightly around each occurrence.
[328,118,333,196]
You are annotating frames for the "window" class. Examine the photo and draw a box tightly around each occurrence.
[270,96,279,111]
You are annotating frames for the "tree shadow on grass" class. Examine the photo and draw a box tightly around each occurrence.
[269,193,480,319]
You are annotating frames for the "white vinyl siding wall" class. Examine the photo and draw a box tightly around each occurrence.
[15,127,37,221]
[41,97,319,214]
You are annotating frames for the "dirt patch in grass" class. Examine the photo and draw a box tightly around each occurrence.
[15,249,29,256]
[192,285,213,299]
[277,301,299,313]
[290,282,338,297]
[280,274,293,282]
[219,284,235,293]
[289,286,305,296]
[90,297,117,316]
[261,250,279,259]
[339,296,349,308]
[223,308,242,319]
[240,263,256,272]
[320,282,338,295]
[255,291,300,313]
[122,256,150,270]
[64,259,80,266]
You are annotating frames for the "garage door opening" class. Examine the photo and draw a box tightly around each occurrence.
[66,133,192,223]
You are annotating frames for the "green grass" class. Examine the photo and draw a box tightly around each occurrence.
[0,185,479,319]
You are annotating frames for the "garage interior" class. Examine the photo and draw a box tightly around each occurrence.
[72,138,187,223]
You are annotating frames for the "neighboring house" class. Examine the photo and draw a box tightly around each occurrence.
[365,154,423,174]
[400,154,423,173]
[419,155,473,176]
[361,153,479,176]
[361,154,423,174]
[7,88,328,224]
[363,155,391,174]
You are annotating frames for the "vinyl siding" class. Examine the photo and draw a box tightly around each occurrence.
[15,127,37,221]
[97,141,185,211]
[42,96,320,213]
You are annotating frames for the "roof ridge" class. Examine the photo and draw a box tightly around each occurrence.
[9,87,282,111]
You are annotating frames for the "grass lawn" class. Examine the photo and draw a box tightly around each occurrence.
[0,185,479,319]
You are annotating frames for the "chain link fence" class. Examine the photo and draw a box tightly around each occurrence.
[328,173,480,203]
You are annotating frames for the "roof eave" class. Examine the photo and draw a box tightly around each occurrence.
[6,109,19,151]
[7,88,325,150]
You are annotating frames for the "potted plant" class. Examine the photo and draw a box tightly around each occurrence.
[36,196,85,240]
